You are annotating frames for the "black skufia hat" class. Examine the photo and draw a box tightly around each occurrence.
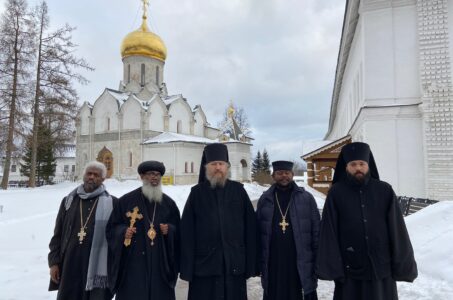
[137,160,166,176]
[272,160,294,172]
[332,142,379,184]
[198,143,229,183]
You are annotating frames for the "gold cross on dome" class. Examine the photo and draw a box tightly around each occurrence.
[142,0,150,20]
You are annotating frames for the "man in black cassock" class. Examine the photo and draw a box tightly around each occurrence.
[180,143,258,300]
[257,160,320,300]
[316,142,418,300]
[48,161,117,300]
[106,161,180,300]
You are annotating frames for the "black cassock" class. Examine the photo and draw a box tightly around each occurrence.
[48,195,113,300]
[316,176,418,300]
[180,180,258,300]
[264,187,318,300]
[106,188,180,300]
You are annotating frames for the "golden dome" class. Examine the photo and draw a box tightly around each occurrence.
[121,19,167,61]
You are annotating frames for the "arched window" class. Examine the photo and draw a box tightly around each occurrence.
[185,162,188,173]
[177,120,182,133]
[128,152,133,167]
[141,64,145,86]
[156,66,160,85]
[127,64,131,83]
[191,162,194,173]
[106,117,111,131]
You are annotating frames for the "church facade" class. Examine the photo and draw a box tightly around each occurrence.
[325,0,453,200]
[75,6,251,184]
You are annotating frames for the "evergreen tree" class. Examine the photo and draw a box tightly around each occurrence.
[261,149,271,175]
[251,150,262,180]
[20,121,56,185]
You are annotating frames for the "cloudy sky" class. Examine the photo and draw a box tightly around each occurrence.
[0,0,345,162]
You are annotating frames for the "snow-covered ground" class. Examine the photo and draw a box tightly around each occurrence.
[0,180,452,299]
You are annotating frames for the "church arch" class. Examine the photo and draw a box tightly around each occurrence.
[96,146,114,178]
[121,97,142,130]
[240,159,248,181]
[168,99,193,134]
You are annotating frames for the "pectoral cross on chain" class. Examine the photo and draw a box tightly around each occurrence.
[78,228,87,244]
[279,217,289,234]
[124,206,143,247]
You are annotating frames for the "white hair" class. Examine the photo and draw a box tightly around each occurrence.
[84,161,107,179]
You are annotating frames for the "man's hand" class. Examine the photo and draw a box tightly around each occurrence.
[124,227,137,239]
[50,265,60,284]
[160,223,169,235]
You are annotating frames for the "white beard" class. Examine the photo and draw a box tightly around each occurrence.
[141,181,163,203]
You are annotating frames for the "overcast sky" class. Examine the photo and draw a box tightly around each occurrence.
[0,0,345,162]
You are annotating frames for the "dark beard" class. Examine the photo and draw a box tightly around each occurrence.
[346,170,370,186]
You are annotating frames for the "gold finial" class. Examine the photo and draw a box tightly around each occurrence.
[227,101,235,119]
[142,0,149,20]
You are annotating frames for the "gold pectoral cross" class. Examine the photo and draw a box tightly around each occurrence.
[78,228,87,244]
[279,217,289,234]
[124,206,143,247]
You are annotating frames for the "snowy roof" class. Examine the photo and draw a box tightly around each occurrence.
[142,132,217,145]
[301,135,351,159]
[106,88,130,103]
[55,144,76,158]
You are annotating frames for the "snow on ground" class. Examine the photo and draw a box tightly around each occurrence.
[0,181,452,299]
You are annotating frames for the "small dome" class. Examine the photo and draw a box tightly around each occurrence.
[121,19,167,61]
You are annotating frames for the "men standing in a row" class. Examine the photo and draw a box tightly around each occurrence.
[180,143,258,300]
[257,160,320,300]
[48,161,116,300]
[106,161,180,300]
[316,142,418,300]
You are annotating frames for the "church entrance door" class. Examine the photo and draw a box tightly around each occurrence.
[97,146,114,178]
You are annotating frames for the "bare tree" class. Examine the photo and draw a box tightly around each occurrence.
[0,0,35,189]
[27,1,93,187]
[217,102,252,137]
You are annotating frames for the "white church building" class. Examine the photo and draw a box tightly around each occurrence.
[325,0,453,200]
[75,4,252,184]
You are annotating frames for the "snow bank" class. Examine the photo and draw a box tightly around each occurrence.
[405,201,453,282]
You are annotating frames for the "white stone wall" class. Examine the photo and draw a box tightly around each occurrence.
[168,100,193,135]
[122,56,164,93]
[92,92,119,133]
[121,98,142,130]
[148,99,166,131]
[226,143,252,182]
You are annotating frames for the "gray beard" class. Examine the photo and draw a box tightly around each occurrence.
[206,172,228,189]
[141,181,163,203]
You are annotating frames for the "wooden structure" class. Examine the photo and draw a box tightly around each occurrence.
[301,136,351,195]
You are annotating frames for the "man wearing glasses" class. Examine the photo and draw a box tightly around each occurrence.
[106,161,180,300]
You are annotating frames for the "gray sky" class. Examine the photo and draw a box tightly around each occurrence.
[0,0,345,162]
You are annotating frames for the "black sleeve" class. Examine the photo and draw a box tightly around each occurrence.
[159,199,181,288]
[242,186,259,278]
[315,192,345,281]
[179,190,195,281]
[387,190,418,282]
[106,196,128,293]
[48,198,66,268]
[309,194,321,259]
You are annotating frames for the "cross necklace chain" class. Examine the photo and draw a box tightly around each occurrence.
[143,195,158,246]
[78,197,99,244]
[275,192,291,234]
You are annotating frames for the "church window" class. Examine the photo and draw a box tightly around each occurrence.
[72,165,75,173]
[185,162,188,173]
[11,164,16,173]
[191,162,194,173]
[156,66,159,85]
[128,152,133,167]
[64,165,69,173]
[127,64,131,83]
[177,120,182,133]
[107,117,111,131]
[141,63,145,86]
